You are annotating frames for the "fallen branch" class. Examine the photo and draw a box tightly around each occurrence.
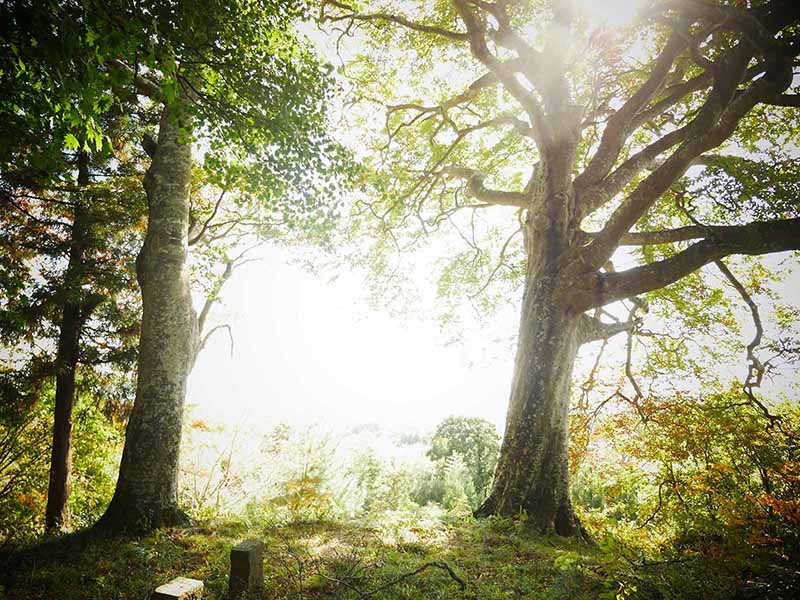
[358,562,466,598]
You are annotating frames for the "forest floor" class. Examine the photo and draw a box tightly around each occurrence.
[0,513,793,599]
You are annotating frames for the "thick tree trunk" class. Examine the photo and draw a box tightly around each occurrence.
[474,274,583,536]
[45,198,91,532]
[97,104,198,533]
[475,117,588,537]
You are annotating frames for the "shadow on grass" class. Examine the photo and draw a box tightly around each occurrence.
[0,515,608,600]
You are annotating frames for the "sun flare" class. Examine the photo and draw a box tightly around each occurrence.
[575,0,644,26]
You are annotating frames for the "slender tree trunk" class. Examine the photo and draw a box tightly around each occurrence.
[45,156,92,532]
[97,103,198,533]
[475,116,588,538]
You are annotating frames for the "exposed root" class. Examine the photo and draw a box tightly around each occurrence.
[93,501,191,536]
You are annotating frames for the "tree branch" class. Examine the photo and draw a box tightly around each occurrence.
[576,30,690,189]
[578,313,641,344]
[441,167,528,207]
[105,59,163,99]
[452,0,547,146]
[357,562,466,598]
[387,58,527,117]
[714,259,783,426]
[320,0,469,41]
[189,187,227,246]
[763,93,800,107]
[588,222,766,246]
[579,49,793,268]
[573,217,800,311]
[197,324,234,357]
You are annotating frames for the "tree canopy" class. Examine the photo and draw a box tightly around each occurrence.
[319,0,800,533]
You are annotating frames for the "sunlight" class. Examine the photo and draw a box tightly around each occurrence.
[5,1,800,597]
[575,0,644,26]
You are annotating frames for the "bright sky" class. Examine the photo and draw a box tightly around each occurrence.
[186,0,798,435]
[187,245,517,432]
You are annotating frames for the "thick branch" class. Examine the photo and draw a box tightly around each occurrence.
[578,314,640,344]
[763,93,800,107]
[452,0,547,146]
[593,222,764,246]
[105,59,162,99]
[577,124,693,217]
[581,52,792,267]
[576,31,689,188]
[441,167,528,207]
[573,217,800,311]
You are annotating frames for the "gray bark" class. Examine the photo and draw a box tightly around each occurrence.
[475,114,588,537]
[475,273,583,536]
[97,104,198,532]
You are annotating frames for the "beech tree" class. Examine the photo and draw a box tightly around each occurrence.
[100,3,345,532]
[3,0,347,532]
[321,0,800,536]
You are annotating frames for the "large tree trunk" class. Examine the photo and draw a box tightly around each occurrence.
[475,117,588,537]
[45,183,91,532]
[474,275,583,536]
[97,104,198,533]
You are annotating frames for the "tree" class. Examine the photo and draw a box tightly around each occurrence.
[0,96,147,530]
[427,416,500,504]
[3,0,348,532]
[320,0,800,536]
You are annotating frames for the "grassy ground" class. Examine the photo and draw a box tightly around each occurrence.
[1,512,794,599]
[0,514,622,600]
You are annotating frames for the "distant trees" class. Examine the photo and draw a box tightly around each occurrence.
[427,416,500,505]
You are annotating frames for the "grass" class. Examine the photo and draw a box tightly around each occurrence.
[1,512,621,600]
[4,509,796,599]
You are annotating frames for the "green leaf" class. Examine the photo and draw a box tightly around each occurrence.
[64,133,79,150]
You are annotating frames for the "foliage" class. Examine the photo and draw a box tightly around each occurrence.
[0,379,123,547]
[2,403,798,597]
[0,401,49,546]
[441,453,476,513]
[427,415,500,506]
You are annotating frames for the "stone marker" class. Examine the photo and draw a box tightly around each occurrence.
[229,539,264,599]
[152,577,204,600]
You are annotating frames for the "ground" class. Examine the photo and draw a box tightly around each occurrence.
[0,513,794,599]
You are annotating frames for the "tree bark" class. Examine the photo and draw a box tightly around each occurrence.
[475,116,589,538]
[97,103,197,533]
[45,165,92,531]
[474,276,583,536]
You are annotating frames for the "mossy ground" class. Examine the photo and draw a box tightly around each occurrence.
[1,515,624,600]
[2,513,793,599]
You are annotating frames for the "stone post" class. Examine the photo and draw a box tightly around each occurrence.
[229,539,264,599]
